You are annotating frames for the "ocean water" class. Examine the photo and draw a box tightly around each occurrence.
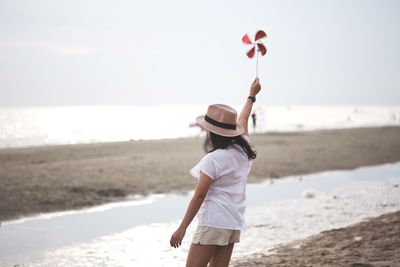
[0,105,399,149]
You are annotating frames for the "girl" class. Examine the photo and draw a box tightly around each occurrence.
[170,78,261,267]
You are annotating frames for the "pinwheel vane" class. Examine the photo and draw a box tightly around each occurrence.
[242,30,267,77]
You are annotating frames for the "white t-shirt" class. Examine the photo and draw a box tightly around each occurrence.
[190,135,253,230]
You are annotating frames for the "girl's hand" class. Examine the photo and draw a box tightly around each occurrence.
[250,78,261,97]
[170,227,186,248]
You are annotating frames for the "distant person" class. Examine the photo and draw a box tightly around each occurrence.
[170,78,261,267]
[251,112,257,131]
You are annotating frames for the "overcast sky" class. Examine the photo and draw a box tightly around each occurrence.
[0,0,399,106]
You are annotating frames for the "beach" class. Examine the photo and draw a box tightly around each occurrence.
[232,210,400,266]
[1,126,400,266]
[1,126,400,222]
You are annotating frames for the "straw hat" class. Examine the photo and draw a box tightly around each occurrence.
[196,104,244,137]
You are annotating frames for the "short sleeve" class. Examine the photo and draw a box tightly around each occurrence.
[190,155,218,180]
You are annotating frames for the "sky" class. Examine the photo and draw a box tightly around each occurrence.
[0,0,399,106]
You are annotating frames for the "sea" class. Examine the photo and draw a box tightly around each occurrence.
[0,105,400,149]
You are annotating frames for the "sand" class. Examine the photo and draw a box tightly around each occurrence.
[1,126,400,266]
[1,126,400,222]
[232,211,400,266]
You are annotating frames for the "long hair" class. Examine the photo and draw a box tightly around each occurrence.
[209,132,256,160]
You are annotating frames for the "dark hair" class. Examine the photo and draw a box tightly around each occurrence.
[209,132,256,160]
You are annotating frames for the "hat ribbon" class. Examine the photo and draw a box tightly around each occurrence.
[204,115,236,130]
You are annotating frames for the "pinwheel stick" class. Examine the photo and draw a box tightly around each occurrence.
[256,48,259,78]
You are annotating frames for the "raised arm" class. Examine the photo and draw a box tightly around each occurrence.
[238,78,261,136]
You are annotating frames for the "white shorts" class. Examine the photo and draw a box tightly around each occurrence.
[192,226,241,246]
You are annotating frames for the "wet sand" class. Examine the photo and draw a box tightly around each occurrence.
[232,210,400,266]
[1,126,400,222]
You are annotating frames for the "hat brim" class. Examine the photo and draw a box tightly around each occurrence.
[196,116,244,137]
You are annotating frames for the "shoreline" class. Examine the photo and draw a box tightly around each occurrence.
[232,211,400,266]
[1,126,400,221]
[2,164,399,266]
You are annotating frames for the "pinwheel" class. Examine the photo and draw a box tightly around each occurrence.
[242,30,267,77]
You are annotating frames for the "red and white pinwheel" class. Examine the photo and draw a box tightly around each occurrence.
[242,30,267,77]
